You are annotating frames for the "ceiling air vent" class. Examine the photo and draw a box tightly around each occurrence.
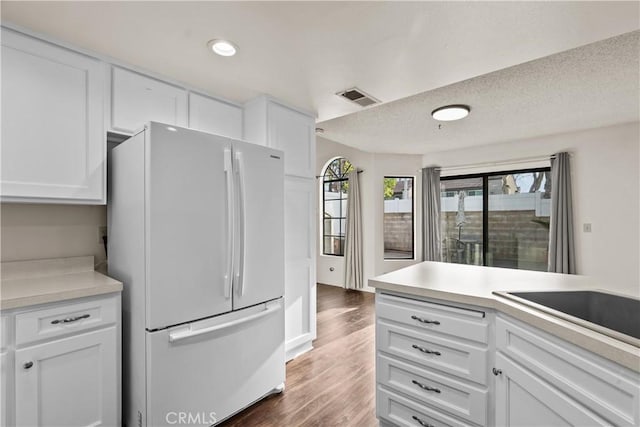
[336,87,380,107]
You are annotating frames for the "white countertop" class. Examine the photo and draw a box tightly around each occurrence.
[1,256,122,310]
[369,261,640,372]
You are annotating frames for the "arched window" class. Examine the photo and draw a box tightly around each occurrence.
[322,157,353,256]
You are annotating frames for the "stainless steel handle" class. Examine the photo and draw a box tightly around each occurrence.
[411,380,441,393]
[412,344,441,356]
[235,151,247,296]
[223,148,234,299]
[51,314,90,325]
[23,361,33,370]
[411,315,440,325]
[412,415,434,427]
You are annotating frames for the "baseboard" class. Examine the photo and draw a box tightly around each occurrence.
[285,340,313,362]
[317,281,375,293]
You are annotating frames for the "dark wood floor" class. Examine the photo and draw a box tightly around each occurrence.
[221,284,377,427]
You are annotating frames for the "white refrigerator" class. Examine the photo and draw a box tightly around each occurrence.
[108,122,285,427]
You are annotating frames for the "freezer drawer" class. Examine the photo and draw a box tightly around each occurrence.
[144,299,285,426]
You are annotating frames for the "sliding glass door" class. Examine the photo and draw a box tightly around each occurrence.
[440,168,551,271]
[487,171,550,271]
[440,177,484,265]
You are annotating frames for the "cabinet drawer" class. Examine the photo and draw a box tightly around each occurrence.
[496,315,640,426]
[378,354,487,425]
[377,319,488,385]
[377,385,475,427]
[15,295,118,346]
[377,293,488,344]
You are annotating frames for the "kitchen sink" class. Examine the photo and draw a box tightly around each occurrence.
[495,290,640,347]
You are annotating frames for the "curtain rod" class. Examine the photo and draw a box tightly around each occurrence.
[419,154,566,173]
[315,169,364,179]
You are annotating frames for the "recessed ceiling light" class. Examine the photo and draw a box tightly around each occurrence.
[166,126,177,132]
[207,39,237,57]
[431,105,471,121]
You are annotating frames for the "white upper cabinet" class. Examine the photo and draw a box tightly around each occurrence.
[244,96,316,178]
[110,66,187,134]
[1,27,106,204]
[188,92,242,139]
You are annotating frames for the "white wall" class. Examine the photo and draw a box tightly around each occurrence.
[316,137,423,291]
[1,204,107,272]
[423,122,640,296]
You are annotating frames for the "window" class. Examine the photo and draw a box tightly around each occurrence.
[440,168,551,271]
[322,158,353,256]
[384,177,414,259]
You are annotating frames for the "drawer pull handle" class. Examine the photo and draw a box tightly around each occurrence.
[412,415,435,427]
[23,361,33,370]
[412,344,441,356]
[51,314,90,325]
[411,380,441,393]
[411,315,440,325]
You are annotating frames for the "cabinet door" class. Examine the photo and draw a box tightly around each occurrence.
[268,103,315,178]
[494,353,608,426]
[110,66,187,134]
[1,351,8,427]
[1,27,105,203]
[188,92,242,139]
[15,327,117,427]
[284,177,316,360]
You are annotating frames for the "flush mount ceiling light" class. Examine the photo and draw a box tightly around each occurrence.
[207,39,237,57]
[431,105,471,121]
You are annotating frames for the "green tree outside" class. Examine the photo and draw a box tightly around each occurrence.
[384,177,397,200]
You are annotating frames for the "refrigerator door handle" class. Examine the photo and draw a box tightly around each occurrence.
[168,304,279,342]
[235,151,247,296]
[223,148,234,299]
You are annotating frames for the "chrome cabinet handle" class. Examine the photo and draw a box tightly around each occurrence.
[493,368,503,376]
[412,344,441,356]
[23,361,33,370]
[411,315,440,325]
[412,415,434,427]
[51,314,90,325]
[411,379,441,393]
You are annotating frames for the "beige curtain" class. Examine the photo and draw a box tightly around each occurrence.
[344,170,363,289]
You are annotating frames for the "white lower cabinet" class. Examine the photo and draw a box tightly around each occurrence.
[375,291,640,427]
[494,315,640,427]
[2,293,121,427]
[15,327,117,427]
[1,350,8,427]
[375,291,490,427]
[494,352,607,426]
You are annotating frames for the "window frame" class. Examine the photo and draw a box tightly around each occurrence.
[321,157,353,257]
[440,166,551,267]
[383,175,416,261]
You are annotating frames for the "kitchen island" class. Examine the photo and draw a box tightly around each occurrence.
[370,261,640,427]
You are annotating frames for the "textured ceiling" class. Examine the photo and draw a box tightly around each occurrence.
[318,30,640,154]
[2,1,639,124]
